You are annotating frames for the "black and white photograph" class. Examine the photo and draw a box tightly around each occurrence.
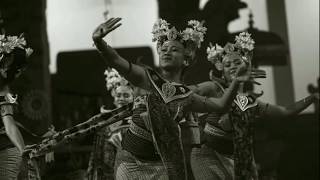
[0,0,319,179]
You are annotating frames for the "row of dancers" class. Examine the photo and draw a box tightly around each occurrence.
[0,17,318,180]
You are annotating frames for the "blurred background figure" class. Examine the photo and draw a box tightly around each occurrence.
[0,33,32,180]
[87,68,134,180]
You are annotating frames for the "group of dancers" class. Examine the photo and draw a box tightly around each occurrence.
[0,17,318,180]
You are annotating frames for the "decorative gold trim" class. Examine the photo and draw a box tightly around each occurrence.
[146,69,192,103]
[129,122,152,142]
[233,94,258,111]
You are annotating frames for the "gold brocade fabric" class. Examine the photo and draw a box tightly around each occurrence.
[230,96,259,180]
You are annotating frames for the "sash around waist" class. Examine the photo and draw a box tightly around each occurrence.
[203,123,234,156]
[122,129,160,161]
[204,123,232,140]
[129,121,152,142]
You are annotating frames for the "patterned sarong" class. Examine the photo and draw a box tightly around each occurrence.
[230,96,259,180]
[146,93,187,180]
[115,149,168,180]
[191,145,234,180]
[144,68,194,180]
[0,147,22,180]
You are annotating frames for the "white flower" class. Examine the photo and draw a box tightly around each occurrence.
[235,32,255,51]
[159,19,170,30]
[7,35,26,49]
[191,31,205,47]
[0,34,31,57]
[188,20,200,27]
[167,27,179,41]
[182,20,207,48]
[104,68,129,91]
[197,26,207,34]
[2,42,14,53]
[0,35,5,42]
[152,19,206,50]
[207,44,223,60]
[182,28,193,41]
[152,19,170,42]
[207,44,224,71]
[25,48,34,57]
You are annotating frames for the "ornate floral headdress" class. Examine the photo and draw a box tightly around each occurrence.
[0,33,33,61]
[104,68,132,96]
[0,33,33,80]
[207,32,254,71]
[152,19,207,60]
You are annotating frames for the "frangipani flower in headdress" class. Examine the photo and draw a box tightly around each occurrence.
[0,33,33,82]
[182,20,207,48]
[235,32,255,51]
[0,33,33,61]
[152,18,207,52]
[206,32,255,71]
[104,68,132,97]
[207,43,224,71]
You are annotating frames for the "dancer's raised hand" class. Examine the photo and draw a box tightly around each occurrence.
[92,17,122,42]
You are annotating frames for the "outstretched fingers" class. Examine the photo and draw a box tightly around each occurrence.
[251,69,266,74]
[101,18,122,34]
[250,69,266,79]
[250,80,261,85]
[251,75,266,79]
[106,22,122,34]
[103,17,120,26]
[93,17,122,40]
[108,17,122,26]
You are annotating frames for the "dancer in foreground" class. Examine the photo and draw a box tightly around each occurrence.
[92,18,264,180]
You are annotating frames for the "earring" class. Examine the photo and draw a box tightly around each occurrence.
[184,59,190,66]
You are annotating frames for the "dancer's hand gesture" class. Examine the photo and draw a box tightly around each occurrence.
[92,17,122,42]
[235,63,266,84]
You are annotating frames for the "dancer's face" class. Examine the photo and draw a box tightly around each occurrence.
[113,85,133,108]
[222,54,245,82]
[158,40,188,71]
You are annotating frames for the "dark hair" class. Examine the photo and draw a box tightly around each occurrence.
[0,48,28,85]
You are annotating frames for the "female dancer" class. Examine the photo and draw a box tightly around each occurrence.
[87,68,134,180]
[0,34,33,179]
[191,32,319,180]
[92,18,264,180]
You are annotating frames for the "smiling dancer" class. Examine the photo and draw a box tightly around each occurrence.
[91,17,266,180]
[87,68,134,180]
[191,32,319,180]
